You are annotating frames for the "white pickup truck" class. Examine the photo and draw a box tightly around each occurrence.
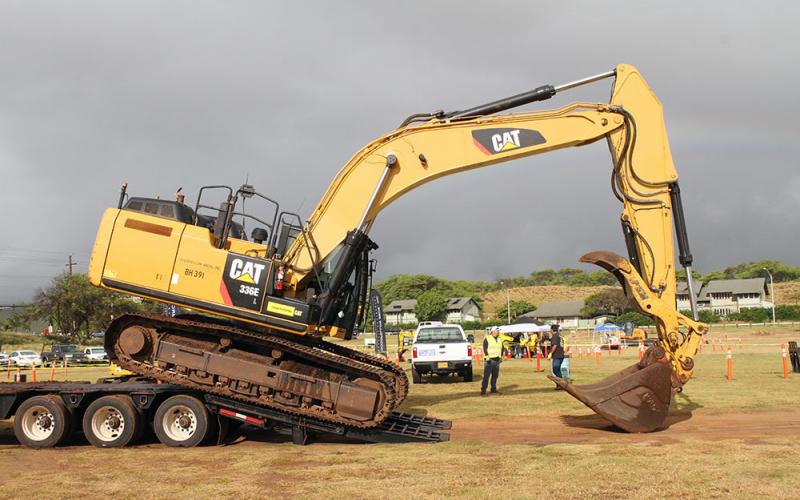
[410,323,473,383]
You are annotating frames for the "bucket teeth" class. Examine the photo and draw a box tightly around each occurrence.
[550,360,673,433]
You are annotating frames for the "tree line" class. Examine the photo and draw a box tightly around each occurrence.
[1,274,159,340]
[4,259,798,337]
[375,260,800,324]
[376,260,800,305]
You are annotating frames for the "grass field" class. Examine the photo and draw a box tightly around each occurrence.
[1,325,799,499]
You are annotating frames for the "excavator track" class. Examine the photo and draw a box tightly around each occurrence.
[295,334,409,403]
[105,313,407,429]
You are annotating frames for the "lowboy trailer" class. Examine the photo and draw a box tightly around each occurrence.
[0,378,450,448]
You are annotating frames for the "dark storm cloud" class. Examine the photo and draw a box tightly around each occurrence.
[1,1,798,303]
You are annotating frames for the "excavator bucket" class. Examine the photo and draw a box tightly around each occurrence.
[549,353,673,433]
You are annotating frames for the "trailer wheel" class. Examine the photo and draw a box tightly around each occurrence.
[83,395,142,448]
[153,395,210,447]
[13,395,71,448]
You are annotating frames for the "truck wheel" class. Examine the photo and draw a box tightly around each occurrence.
[464,368,473,382]
[411,366,422,384]
[13,395,71,448]
[83,395,142,448]
[154,395,210,447]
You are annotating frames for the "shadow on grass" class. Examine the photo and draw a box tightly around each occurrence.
[558,391,703,433]
[404,384,557,414]
[559,414,620,432]
[660,391,703,428]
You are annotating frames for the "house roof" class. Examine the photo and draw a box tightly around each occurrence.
[676,281,704,297]
[445,297,479,311]
[384,299,417,312]
[528,300,585,319]
[703,278,768,296]
[384,297,480,313]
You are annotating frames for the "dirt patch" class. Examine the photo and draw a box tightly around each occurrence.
[451,408,800,446]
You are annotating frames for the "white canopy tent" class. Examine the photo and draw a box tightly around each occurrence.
[496,323,551,335]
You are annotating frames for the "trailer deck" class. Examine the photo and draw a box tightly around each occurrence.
[0,379,450,447]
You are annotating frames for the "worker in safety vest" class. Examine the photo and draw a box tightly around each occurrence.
[481,327,503,396]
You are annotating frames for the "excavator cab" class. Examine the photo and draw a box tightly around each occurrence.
[193,185,280,252]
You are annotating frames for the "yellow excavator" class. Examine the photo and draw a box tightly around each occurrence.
[88,64,707,433]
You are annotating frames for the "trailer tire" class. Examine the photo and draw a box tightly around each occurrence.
[153,395,210,447]
[83,395,142,448]
[13,395,71,448]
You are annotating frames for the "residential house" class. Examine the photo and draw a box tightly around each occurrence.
[383,297,482,325]
[676,278,773,317]
[699,278,772,317]
[383,299,418,325]
[444,297,481,323]
[676,281,704,312]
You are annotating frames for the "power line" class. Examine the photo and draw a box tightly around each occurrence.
[0,246,87,256]
[0,258,73,265]
[0,275,58,279]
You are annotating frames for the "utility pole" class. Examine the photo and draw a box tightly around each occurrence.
[66,255,77,275]
[500,280,511,324]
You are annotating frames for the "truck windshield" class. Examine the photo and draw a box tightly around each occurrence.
[415,327,464,343]
[60,346,78,352]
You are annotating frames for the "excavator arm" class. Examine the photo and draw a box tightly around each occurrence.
[286,64,707,431]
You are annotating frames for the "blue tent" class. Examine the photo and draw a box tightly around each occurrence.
[593,323,621,332]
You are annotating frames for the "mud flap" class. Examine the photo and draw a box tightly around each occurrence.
[549,360,673,433]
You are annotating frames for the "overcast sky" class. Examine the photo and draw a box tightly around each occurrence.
[1,1,798,303]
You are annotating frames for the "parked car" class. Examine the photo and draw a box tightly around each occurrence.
[410,323,473,383]
[10,350,43,367]
[83,347,109,363]
[41,344,88,364]
[0,352,9,365]
[90,331,105,339]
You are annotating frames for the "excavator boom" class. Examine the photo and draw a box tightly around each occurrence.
[89,64,706,432]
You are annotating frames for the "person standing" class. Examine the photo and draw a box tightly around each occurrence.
[560,336,572,384]
[549,324,565,389]
[481,327,503,396]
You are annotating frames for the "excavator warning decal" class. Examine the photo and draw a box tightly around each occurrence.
[472,128,546,155]
[220,254,269,311]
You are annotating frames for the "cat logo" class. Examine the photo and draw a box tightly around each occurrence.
[492,130,522,152]
[221,254,270,311]
[229,258,266,284]
[472,127,546,155]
